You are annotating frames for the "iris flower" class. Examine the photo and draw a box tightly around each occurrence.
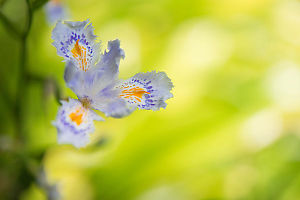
[45,0,68,25]
[52,20,173,148]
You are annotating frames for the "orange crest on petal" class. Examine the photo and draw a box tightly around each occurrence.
[69,109,84,125]
[71,39,88,71]
[119,86,150,103]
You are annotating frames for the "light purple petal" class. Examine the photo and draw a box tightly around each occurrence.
[95,39,125,78]
[52,19,100,71]
[52,98,103,148]
[116,71,174,111]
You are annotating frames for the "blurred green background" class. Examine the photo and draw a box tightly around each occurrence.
[2,0,300,199]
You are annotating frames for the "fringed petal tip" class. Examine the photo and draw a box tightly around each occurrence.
[57,128,91,148]
[52,98,103,148]
[107,39,125,60]
[52,19,100,71]
[98,39,125,74]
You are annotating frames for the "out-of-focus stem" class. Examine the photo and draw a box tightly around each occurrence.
[28,73,63,105]
[15,39,27,143]
[1,0,57,198]
[52,78,63,105]
[32,0,49,11]
[15,0,33,143]
[23,0,33,38]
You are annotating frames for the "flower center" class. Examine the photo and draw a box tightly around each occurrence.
[79,97,91,108]
[71,39,88,71]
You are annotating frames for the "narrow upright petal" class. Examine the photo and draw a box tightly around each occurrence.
[116,71,174,111]
[95,39,125,79]
[52,98,103,148]
[52,20,100,71]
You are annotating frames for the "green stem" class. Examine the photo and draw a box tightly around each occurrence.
[14,39,26,143]
[23,0,33,38]
[52,78,63,105]
[28,73,63,105]
[14,0,33,143]
[32,0,49,11]
[1,0,59,198]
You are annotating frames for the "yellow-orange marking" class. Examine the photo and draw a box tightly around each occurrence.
[71,39,88,71]
[120,86,150,102]
[69,109,83,125]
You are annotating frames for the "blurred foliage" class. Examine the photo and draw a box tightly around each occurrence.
[1,0,300,199]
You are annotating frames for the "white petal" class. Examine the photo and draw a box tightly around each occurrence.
[95,39,125,78]
[52,20,100,71]
[116,71,174,111]
[52,98,103,148]
[92,97,136,118]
